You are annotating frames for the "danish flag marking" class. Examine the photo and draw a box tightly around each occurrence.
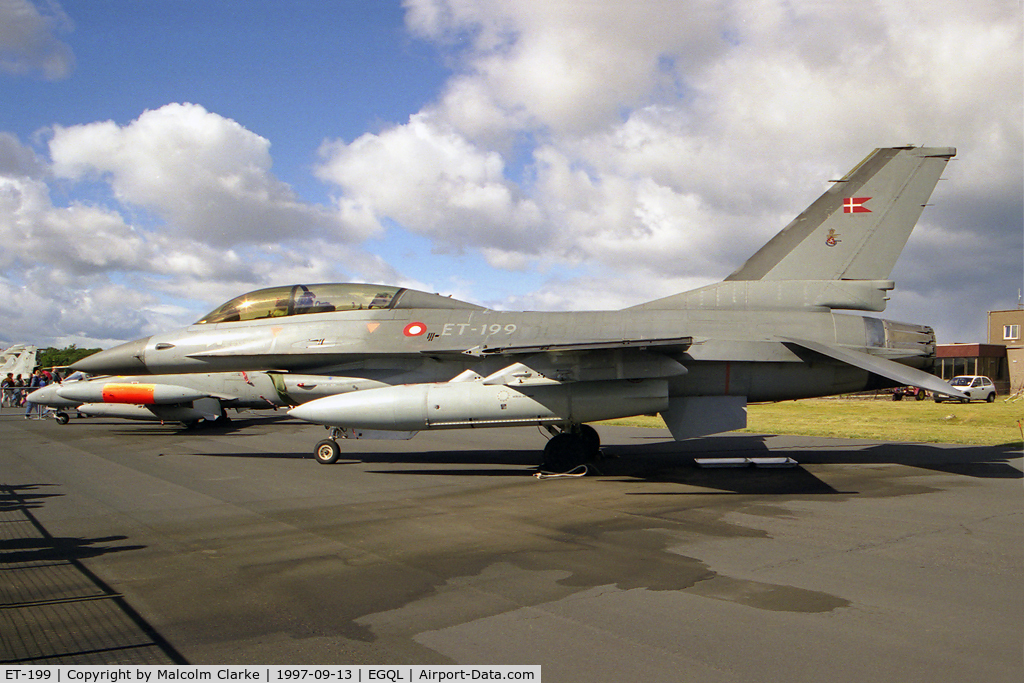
[843,197,871,213]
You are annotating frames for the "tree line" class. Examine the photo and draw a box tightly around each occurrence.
[37,345,102,369]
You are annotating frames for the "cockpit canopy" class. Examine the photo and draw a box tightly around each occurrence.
[195,283,483,324]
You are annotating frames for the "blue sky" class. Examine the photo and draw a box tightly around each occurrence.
[1,0,1021,349]
[6,2,445,141]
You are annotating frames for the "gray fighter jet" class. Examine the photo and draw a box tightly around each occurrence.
[74,146,963,469]
[26,371,393,428]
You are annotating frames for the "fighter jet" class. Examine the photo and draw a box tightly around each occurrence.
[26,370,393,427]
[1,344,37,380]
[74,146,963,469]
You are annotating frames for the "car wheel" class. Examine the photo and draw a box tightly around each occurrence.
[986,392,995,403]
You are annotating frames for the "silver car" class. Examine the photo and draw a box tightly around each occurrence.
[934,375,997,403]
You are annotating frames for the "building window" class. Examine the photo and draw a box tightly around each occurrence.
[1004,324,1020,341]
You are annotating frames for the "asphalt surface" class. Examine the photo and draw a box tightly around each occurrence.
[1,409,1021,681]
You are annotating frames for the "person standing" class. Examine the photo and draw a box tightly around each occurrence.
[1,372,14,407]
[23,370,47,419]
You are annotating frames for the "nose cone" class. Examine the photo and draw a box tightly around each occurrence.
[71,336,153,375]
[26,384,51,400]
[288,400,327,424]
[27,383,79,407]
[27,384,54,404]
[289,393,373,426]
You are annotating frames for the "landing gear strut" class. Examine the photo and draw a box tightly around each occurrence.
[540,424,601,472]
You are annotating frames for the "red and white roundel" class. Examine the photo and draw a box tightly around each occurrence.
[403,322,427,337]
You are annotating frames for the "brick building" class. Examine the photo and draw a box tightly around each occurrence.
[935,308,1024,395]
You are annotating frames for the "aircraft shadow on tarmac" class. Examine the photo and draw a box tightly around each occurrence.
[183,432,1021,495]
[96,414,299,437]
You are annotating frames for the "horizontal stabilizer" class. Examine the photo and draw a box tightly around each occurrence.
[782,337,966,398]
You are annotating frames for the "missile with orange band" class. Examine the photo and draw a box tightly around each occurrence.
[57,382,209,405]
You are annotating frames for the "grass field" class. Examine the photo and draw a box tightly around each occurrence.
[604,396,1024,448]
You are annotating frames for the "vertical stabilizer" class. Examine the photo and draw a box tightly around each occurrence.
[0,344,37,379]
[726,147,955,282]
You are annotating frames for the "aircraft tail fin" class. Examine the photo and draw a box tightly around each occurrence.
[725,146,955,282]
[0,344,38,379]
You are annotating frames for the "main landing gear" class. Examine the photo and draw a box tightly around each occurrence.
[540,424,601,473]
[310,424,603,472]
[183,410,231,431]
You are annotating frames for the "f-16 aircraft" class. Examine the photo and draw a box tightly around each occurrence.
[74,146,963,469]
[26,371,392,427]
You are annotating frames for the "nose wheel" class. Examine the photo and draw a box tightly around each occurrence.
[314,439,341,464]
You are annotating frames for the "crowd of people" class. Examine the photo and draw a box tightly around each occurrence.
[1,367,65,418]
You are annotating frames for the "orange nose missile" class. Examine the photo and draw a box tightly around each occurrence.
[57,382,208,405]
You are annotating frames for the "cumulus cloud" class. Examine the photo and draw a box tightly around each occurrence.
[405,0,728,137]
[0,122,402,346]
[2,1,1021,347]
[313,0,1021,331]
[0,0,74,80]
[316,112,543,254]
[48,103,372,246]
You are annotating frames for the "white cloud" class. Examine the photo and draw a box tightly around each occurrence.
[0,128,405,346]
[317,112,542,251]
[388,0,1022,336]
[405,0,728,137]
[48,103,370,246]
[0,0,74,80]
[2,1,1021,348]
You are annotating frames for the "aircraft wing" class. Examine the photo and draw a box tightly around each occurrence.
[781,337,968,399]
[419,336,693,384]
[454,336,694,357]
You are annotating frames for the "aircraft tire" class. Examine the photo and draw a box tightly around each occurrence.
[55,412,70,425]
[579,424,601,457]
[541,433,588,473]
[314,439,341,465]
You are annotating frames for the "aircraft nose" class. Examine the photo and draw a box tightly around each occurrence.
[71,336,153,375]
[26,385,54,403]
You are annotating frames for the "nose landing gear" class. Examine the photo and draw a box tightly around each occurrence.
[315,438,341,464]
